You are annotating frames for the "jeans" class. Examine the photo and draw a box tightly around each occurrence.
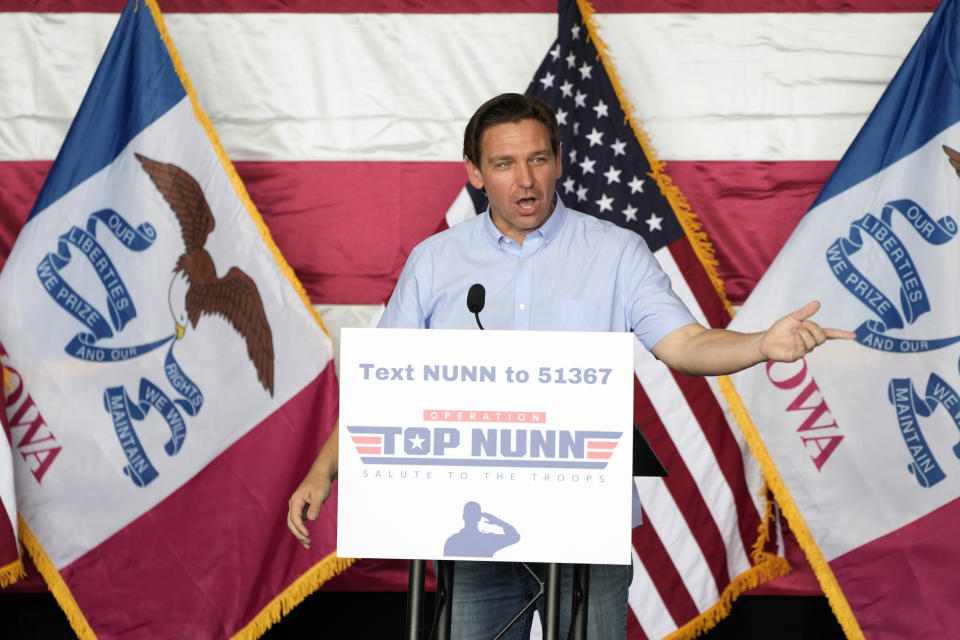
[449,561,632,640]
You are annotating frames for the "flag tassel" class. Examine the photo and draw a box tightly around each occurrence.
[718,376,865,640]
[231,553,356,640]
[664,493,791,640]
[0,556,25,588]
[665,559,791,640]
[22,512,356,640]
[19,519,97,640]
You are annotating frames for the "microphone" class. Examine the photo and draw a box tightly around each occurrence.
[466,284,485,330]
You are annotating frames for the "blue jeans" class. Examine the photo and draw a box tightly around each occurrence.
[449,561,631,640]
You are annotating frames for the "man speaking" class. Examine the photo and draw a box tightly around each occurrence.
[287,93,853,639]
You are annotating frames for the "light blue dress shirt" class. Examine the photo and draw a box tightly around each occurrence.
[379,197,697,529]
[379,196,696,345]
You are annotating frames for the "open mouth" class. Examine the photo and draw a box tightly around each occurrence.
[517,197,538,212]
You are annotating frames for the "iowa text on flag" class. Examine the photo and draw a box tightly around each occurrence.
[446,2,789,638]
[0,0,346,637]
[724,0,960,638]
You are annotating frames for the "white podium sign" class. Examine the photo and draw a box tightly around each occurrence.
[337,328,634,565]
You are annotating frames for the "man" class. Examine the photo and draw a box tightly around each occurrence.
[287,93,854,639]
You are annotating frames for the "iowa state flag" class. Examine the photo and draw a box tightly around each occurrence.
[724,0,960,638]
[0,0,345,637]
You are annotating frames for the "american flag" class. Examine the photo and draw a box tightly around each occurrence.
[448,1,788,637]
[531,9,685,249]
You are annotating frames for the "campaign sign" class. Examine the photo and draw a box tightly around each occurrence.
[338,328,635,564]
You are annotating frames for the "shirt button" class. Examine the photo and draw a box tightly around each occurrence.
[522,260,529,267]
[519,303,527,311]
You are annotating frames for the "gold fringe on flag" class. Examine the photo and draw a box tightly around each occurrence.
[147,5,354,639]
[0,557,25,589]
[26,509,355,640]
[20,519,97,640]
[577,2,798,637]
[577,0,733,316]
[664,486,792,639]
[231,553,357,640]
[666,484,795,638]
[718,376,865,640]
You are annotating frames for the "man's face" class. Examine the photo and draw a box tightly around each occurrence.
[465,119,562,245]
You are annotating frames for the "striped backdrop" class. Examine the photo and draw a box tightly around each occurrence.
[0,1,939,638]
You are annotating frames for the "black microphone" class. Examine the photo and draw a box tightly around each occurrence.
[466,284,485,330]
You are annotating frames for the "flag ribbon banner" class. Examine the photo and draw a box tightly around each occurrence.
[449,1,789,638]
[0,0,349,638]
[723,0,960,638]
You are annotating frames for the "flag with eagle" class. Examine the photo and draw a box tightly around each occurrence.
[0,0,346,638]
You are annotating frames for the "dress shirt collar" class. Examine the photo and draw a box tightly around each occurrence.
[481,193,569,250]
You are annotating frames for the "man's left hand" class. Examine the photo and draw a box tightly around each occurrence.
[760,300,857,363]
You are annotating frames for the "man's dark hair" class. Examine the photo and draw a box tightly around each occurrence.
[463,93,560,167]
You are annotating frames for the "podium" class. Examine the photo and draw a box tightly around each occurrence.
[406,422,668,640]
[337,328,647,640]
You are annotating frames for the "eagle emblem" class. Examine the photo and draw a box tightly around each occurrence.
[944,144,960,177]
[135,153,275,396]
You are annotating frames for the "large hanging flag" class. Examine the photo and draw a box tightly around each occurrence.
[723,0,960,638]
[444,1,788,638]
[0,0,346,638]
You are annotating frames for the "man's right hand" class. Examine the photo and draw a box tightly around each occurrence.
[287,423,339,549]
[287,468,332,549]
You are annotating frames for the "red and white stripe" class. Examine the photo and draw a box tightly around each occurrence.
[0,0,940,636]
[0,1,936,306]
